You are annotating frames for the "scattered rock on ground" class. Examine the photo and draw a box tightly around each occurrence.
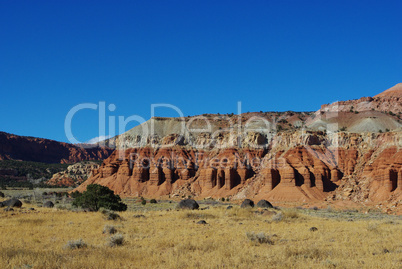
[241,199,254,208]
[177,199,199,210]
[1,198,22,208]
[256,199,273,208]
[43,201,54,208]
[310,227,318,232]
[196,220,207,225]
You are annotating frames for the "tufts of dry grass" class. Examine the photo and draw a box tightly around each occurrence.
[0,204,401,268]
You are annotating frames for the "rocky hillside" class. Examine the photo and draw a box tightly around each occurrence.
[75,84,402,213]
[0,160,69,188]
[0,131,114,164]
[46,161,101,187]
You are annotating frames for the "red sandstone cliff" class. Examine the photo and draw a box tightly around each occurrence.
[72,84,402,213]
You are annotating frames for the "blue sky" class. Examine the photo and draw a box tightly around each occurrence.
[1,0,401,143]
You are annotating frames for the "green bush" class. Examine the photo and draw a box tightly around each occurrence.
[150,199,157,204]
[141,199,147,205]
[72,184,127,212]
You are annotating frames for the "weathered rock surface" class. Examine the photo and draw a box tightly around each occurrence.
[1,198,22,208]
[69,85,402,214]
[177,199,199,210]
[43,201,55,208]
[256,199,273,208]
[47,161,100,187]
[241,199,255,208]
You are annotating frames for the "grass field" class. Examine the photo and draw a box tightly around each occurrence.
[0,200,401,269]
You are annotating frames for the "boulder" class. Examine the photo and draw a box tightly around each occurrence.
[256,199,273,208]
[196,220,207,225]
[240,199,254,208]
[43,201,55,208]
[177,199,199,210]
[2,198,22,208]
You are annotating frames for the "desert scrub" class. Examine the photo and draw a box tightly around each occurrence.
[271,212,283,222]
[246,232,276,245]
[0,204,401,268]
[181,211,216,219]
[108,234,124,247]
[283,209,302,220]
[224,207,255,220]
[101,209,122,221]
[285,245,330,261]
[103,225,117,235]
[65,239,87,250]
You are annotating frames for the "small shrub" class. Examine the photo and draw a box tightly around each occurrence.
[271,212,283,222]
[65,239,87,250]
[101,209,122,221]
[326,206,334,213]
[141,200,147,205]
[183,212,216,219]
[108,234,124,247]
[221,197,225,202]
[285,246,328,260]
[103,225,117,234]
[284,210,300,219]
[108,212,121,220]
[150,199,157,204]
[367,223,379,232]
[246,232,275,245]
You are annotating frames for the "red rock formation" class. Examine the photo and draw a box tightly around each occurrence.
[74,129,401,215]
[70,84,402,213]
[0,131,113,164]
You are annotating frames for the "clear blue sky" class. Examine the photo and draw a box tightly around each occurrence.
[1,0,401,143]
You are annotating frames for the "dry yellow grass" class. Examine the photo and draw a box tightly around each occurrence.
[0,204,401,269]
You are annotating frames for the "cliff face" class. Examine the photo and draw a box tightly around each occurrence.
[73,84,402,213]
[47,161,101,187]
[75,130,401,212]
[0,132,113,164]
